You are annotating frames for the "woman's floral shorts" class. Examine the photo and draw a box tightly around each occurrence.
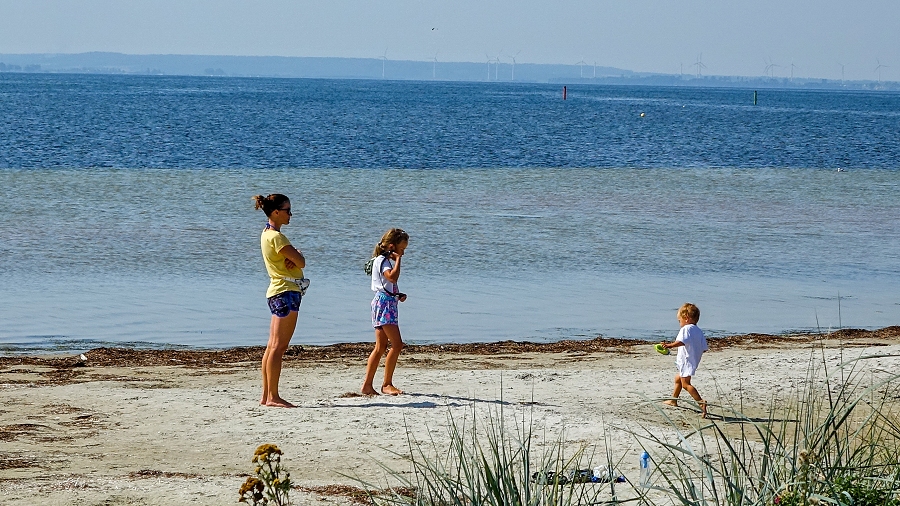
[267,291,302,318]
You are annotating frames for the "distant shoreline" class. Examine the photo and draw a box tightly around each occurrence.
[1,52,898,91]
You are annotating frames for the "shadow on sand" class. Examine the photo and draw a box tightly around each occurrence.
[329,391,557,409]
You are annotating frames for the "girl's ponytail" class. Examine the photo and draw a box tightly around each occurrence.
[371,228,409,257]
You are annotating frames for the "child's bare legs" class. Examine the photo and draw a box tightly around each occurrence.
[380,324,404,395]
[663,374,706,417]
[680,376,707,417]
[361,327,388,395]
[260,311,298,407]
[662,374,682,407]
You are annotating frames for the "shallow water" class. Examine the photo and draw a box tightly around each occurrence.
[1,168,897,352]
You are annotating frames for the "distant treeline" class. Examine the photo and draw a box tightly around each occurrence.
[0,62,42,72]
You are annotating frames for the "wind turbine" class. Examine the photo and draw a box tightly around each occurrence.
[576,58,587,78]
[764,58,779,78]
[432,52,438,80]
[593,61,598,79]
[693,53,706,78]
[381,49,387,79]
[837,62,845,84]
[789,61,799,81]
[494,51,503,81]
[875,59,888,82]
[509,51,521,81]
[485,54,492,81]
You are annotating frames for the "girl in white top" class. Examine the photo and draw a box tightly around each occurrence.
[361,228,409,396]
[659,303,709,418]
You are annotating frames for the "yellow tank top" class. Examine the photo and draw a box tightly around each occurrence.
[260,229,304,298]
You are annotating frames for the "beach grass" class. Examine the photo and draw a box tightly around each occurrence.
[358,350,900,506]
[357,403,632,506]
[637,351,900,505]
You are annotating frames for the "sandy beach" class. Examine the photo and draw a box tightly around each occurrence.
[2,327,899,505]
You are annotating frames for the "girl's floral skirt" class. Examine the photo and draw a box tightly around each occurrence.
[371,291,398,328]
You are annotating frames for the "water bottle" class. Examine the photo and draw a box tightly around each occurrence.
[639,451,651,488]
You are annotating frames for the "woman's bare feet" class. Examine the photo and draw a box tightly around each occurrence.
[699,401,708,418]
[381,384,403,395]
[662,399,678,407]
[264,397,296,408]
[360,386,379,396]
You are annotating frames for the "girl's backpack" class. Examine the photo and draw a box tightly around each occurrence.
[363,256,377,276]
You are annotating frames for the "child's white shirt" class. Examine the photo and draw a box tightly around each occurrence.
[371,255,398,294]
[675,324,708,375]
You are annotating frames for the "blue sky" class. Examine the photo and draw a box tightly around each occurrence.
[0,0,896,81]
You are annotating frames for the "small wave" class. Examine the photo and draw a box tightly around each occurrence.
[0,338,193,356]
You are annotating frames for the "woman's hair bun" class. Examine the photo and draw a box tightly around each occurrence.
[254,193,289,216]
[252,195,265,210]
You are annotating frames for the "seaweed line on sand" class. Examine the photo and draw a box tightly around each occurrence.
[1,326,897,369]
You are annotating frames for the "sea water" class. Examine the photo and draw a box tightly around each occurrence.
[1,74,898,352]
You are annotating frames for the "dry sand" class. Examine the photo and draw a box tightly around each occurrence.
[1,327,899,505]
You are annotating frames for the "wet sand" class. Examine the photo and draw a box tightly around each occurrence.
[1,327,898,505]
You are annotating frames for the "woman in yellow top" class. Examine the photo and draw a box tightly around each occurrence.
[253,194,306,408]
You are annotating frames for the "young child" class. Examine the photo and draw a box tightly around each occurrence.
[254,194,307,408]
[361,228,409,396]
[660,303,709,418]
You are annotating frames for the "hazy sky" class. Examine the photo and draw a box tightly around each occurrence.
[1,0,897,81]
